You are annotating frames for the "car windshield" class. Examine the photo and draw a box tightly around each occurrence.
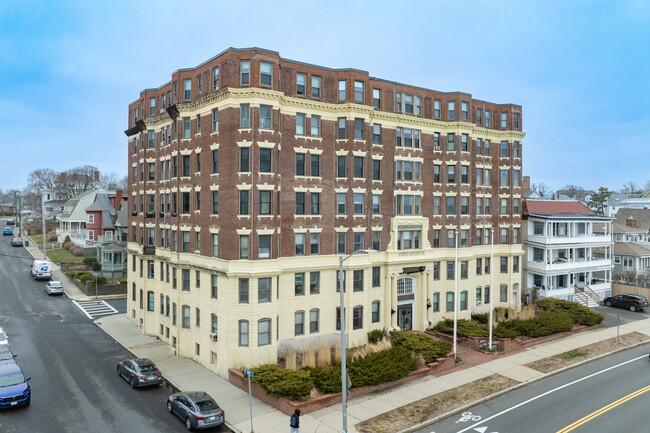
[49,282,62,288]
[0,373,25,387]
[195,399,219,412]
[139,363,157,373]
[0,332,5,340]
[0,351,12,361]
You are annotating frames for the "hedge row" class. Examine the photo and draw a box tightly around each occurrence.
[535,298,604,326]
[251,331,451,400]
[434,318,489,337]
[66,271,107,285]
[434,299,603,340]
[251,346,416,400]
[494,311,574,338]
[389,330,451,363]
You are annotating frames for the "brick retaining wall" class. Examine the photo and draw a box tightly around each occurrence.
[228,352,457,415]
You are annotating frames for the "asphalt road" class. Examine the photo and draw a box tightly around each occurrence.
[593,305,650,328]
[0,230,230,432]
[105,298,127,315]
[419,343,650,433]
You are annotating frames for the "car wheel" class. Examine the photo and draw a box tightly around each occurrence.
[167,401,173,413]
[630,305,637,312]
[129,376,137,388]
[185,417,193,431]
[605,301,612,307]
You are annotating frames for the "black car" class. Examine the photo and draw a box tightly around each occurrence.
[603,294,649,312]
[5,220,14,226]
[117,358,162,388]
[167,391,225,430]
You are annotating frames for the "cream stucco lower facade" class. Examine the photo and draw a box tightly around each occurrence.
[126,242,523,378]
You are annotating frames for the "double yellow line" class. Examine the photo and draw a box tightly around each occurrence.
[556,384,650,432]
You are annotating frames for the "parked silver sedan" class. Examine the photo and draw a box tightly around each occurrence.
[167,391,225,430]
[117,358,162,388]
[44,281,64,295]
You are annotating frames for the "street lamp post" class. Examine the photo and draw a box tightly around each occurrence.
[489,228,494,350]
[340,248,376,433]
[453,229,459,358]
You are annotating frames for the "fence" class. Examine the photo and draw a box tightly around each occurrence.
[612,282,650,298]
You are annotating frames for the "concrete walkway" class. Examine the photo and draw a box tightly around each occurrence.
[20,235,650,433]
[23,234,108,301]
[94,313,650,433]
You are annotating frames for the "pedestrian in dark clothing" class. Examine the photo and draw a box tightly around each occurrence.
[290,408,301,433]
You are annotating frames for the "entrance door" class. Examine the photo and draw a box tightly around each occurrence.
[397,304,412,331]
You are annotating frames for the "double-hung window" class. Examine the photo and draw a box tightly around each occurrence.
[240,60,250,85]
[260,62,272,86]
[311,76,321,99]
[296,73,306,96]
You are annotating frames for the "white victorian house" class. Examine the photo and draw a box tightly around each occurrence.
[522,200,614,307]
[56,188,109,247]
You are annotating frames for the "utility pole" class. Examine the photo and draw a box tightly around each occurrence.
[17,194,22,237]
[41,193,47,259]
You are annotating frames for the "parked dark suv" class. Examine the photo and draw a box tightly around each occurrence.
[603,294,648,312]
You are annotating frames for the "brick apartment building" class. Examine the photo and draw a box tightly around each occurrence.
[125,47,525,377]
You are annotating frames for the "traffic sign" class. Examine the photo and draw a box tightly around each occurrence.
[92,273,100,276]
[244,369,254,377]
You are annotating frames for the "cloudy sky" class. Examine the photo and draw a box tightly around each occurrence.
[1,0,649,192]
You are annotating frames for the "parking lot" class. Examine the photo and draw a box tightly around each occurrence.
[593,304,650,328]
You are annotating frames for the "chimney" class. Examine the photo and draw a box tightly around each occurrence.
[522,176,531,193]
[626,216,637,228]
[94,170,100,181]
[114,189,123,211]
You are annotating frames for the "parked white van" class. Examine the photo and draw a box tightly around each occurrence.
[30,260,53,280]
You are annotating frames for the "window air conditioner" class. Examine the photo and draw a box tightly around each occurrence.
[210,332,218,341]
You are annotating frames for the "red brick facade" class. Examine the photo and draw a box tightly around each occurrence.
[127,47,524,259]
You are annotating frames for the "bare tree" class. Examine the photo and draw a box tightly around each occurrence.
[643,180,650,191]
[531,182,553,198]
[26,168,58,194]
[99,172,120,190]
[117,175,128,193]
[620,181,642,194]
[19,191,41,212]
[57,165,99,201]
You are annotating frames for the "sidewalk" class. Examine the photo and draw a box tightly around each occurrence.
[21,235,650,432]
[94,313,650,433]
[23,235,115,301]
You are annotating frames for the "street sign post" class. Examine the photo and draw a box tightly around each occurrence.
[92,273,100,297]
[244,369,255,432]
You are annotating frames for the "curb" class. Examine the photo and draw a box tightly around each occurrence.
[23,235,126,302]
[94,317,242,433]
[396,338,650,433]
[22,237,81,301]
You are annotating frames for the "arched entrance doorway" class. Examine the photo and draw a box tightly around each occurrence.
[397,276,415,331]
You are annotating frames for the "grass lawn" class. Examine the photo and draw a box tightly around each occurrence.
[46,248,85,264]
[29,234,44,245]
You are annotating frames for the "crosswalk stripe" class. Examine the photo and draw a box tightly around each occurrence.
[72,300,119,319]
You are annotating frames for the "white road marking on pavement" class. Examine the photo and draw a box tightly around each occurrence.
[456,412,482,423]
[72,300,118,319]
[454,354,649,433]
